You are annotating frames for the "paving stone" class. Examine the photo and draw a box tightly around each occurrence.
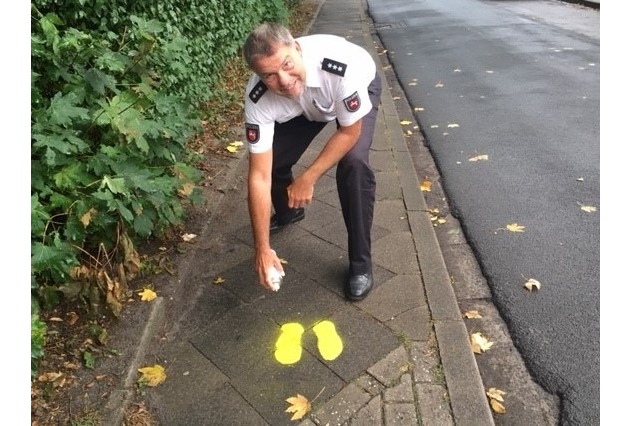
[373,198,411,233]
[153,383,268,425]
[370,150,396,172]
[350,395,383,425]
[385,304,432,342]
[354,374,385,396]
[372,232,420,275]
[309,307,400,382]
[416,383,455,425]
[367,345,409,387]
[383,373,414,403]
[409,341,441,384]
[252,267,342,327]
[383,402,417,425]
[358,275,424,322]
[375,171,402,200]
[147,341,229,420]
[313,383,372,426]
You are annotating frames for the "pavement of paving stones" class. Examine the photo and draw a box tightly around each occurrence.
[97,0,549,424]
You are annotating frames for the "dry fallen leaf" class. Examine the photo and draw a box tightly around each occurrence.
[524,278,541,291]
[138,288,157,301]
[181,233,197,242]
[464,310,483,319]
[580,205,597,213]
[420,180,432,192]
[80,208,97,227]
[226,145,238,153]
[486,387,506,402]
[468,154,489,162]
[469,332,494,354]
[490,398,506,414]
[178,182,195,197]
[213,276,225,285]
[400,120,412,125]
[66,311,79,325]
[285,394,311,421]
[137,364,166,387]
[506,223,525,233]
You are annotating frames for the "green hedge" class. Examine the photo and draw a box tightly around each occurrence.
[31,0,290,376]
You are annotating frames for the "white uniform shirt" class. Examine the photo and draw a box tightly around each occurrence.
[244,34,377,153]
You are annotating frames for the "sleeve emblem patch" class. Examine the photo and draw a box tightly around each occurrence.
[343,92,361,112]
[322,58,347,77]
[246,123,260,143]
[248,81,268,103]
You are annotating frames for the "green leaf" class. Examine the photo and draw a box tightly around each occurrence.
[48,92,90,127]
[114,199,134,222]
[31,195,50,237]
[101,175,128,195]
[85,68,118,95]
[83,351,95,369]
[53,163,92,190]
[94,50,128,73]
[133,212,154,237]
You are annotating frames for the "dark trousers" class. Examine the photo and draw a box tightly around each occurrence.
[271,74,382,275]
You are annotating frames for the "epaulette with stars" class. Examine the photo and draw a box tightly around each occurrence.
[249,80,268,103]
[322,58,347,77]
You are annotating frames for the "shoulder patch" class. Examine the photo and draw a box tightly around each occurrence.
[343,92,361,112]
[249,81,268,103]
[245,123,260,143]
[322,58,347,77]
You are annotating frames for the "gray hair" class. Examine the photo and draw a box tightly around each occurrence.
[243,22,295,69]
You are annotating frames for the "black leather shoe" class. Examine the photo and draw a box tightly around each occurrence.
[345,273,373,301]
[270,208,305,233]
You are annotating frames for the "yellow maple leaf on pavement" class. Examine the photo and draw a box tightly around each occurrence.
[138,288,157,301]
[506,223,525,232]
[469,332,494,354]
[490,398,506,414]
[137,364,166,387]
[419,179,432,192]
[486,387,506,402]
[285,393,311,421]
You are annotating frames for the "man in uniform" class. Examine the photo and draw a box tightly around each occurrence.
[242,22,381,301]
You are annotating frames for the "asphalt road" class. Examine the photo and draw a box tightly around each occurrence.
[366,0,600,424]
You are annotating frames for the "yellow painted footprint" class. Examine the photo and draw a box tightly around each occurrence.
[312,320,343,361]
[274,323,305,365]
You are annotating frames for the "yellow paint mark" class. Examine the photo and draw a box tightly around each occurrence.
[274,323,304,365]
[312,320,343,361]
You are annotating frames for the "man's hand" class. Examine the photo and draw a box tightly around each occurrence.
[287,120,362,209]
[287,172,315,209]
[255,248,285,290]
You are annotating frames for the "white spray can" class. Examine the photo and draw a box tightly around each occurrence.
[267,266,284,291]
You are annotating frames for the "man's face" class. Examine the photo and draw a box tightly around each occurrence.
[252,41,306,99]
